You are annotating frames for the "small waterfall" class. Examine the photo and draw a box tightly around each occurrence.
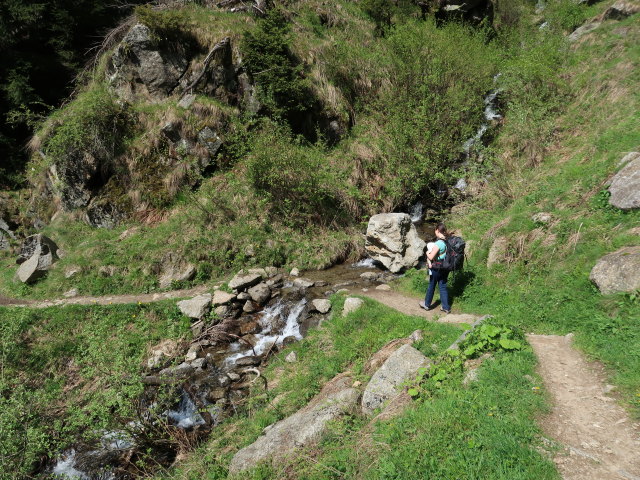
[52,451,90,480]
[166,390,206,429]
[225,299,307,365]
[352,258,377,268]
[409,201,424,223]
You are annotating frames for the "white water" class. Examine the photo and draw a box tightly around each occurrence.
[100,430,133,451]
[225,299,307,365]
[352,258,377,268]
[409,201,424,223]
[462,80,502,155]
[52,451,89,480]
[166,391,206,429]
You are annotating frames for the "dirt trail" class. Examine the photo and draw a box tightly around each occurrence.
[528,334,640,480]
[354,287,482,324]
[0,285,209,308]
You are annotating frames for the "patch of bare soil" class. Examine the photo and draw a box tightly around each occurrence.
[355,288,481,324]
[528,334,640,480]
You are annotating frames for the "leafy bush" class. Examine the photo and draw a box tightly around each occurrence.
[361,0,395,36]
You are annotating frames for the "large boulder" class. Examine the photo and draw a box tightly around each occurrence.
[228,374,359,473]
[590,246,640,294]
[608,152,640,210]
[229,271,263,291]
[15,234,59,283]
[247,282,271,304]
[362,344,431,415]
[108,24,189,100]
[601,1,640,20]
[17,234,58,264]
[177,294,212,319]
[365,213,426,273]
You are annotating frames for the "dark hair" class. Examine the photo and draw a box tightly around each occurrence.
[435,223,449,237]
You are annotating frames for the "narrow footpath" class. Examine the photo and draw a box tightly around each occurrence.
[529,334,640,480]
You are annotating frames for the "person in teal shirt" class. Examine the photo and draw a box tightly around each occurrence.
[419,223,451,313]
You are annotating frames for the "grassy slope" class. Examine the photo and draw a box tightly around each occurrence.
[402,5,640,416]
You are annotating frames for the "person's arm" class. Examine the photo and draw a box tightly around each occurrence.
[427,245,440,261]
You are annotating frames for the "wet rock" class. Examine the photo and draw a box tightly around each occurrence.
[159,362,194,379]
[228,374,359,473]
[360,271,379,281]
[362,344,431,415]
[293,278,315,289]
[235,355,261,367]
[608,152,640,210]
[334,281,355,290]
[282,336,298,347]
[108,23,189,99]
[191,357,207,370]
[311,299,331,314]
[590,246,640,294]
[601,1,640,20]
[365,213,426,273]
[243,300,259,313]
[240,319,261,335]
[285,351,298,363]
[177,294,212,319]
[487,236,508,268]
[229,270,262,290]
[212,290,236,306]
[248,282,271,304]
[343,297,364,316]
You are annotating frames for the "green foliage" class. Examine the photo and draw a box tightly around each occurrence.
[0,302,191,478]
[135,5,194,41]
[241,8,313,125]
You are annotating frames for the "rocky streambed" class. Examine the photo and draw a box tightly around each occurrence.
[47,260,399,479]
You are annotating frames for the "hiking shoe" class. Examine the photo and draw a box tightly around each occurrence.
[440,308,451,314]
[418,301,433,311]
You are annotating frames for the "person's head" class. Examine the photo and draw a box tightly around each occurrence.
[435,223,448,240]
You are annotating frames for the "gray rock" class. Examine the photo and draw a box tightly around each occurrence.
[608,152,640,210]
[365,213,426,273]
[235,355,261,367]
[228,374,359,473]
[109,24,189,99]
[214,305,230,317]
[568,21,601,42]
[65,266,81,279]
[248,282,271,304]
[0,219,15,251]
[227,372,241,381]
[17,234,58,264]
[197,127,223,158]
[360,271,380,281]
[212,290,236,306]
[285,351,298,363]
[602,1,640,20]
[293,277,314,289]
[191,357,207,370]
[532,212,554,224]
[63,288,79,298]
[147,339,181,369]
[375,284,391,291]
[343,297,364,316]
[361,344,431,415]
[290,267,300,277]
[158,252,196,289]
[177,93,197,109]
[158,362,194,379]
[177,294,212,319]
[243,300,259,313]
[487,236,508,268]
[409,329,424,342]
[229,271,262,290]
[311,299,331,314]
[590,246,640,294]
[237,292,250,301]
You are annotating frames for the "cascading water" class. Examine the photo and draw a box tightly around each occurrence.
[409,201,424,223]
[166,390,207,429]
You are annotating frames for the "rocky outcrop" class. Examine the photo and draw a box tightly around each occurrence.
[365,213,426,273]
[15,234,59,283]
[361,344,431,415]
[590,246,640,294]
[228,373,359,473]
[600,1,640,20]
[608,152,640,210]
[108,24,189,100]
[0,219,15,251]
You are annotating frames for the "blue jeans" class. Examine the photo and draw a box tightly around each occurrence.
[425,269,450,311]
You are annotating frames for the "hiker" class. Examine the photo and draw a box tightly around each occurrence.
[420,223,451,313]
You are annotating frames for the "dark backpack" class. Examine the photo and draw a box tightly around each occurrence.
[432,235,466,272]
